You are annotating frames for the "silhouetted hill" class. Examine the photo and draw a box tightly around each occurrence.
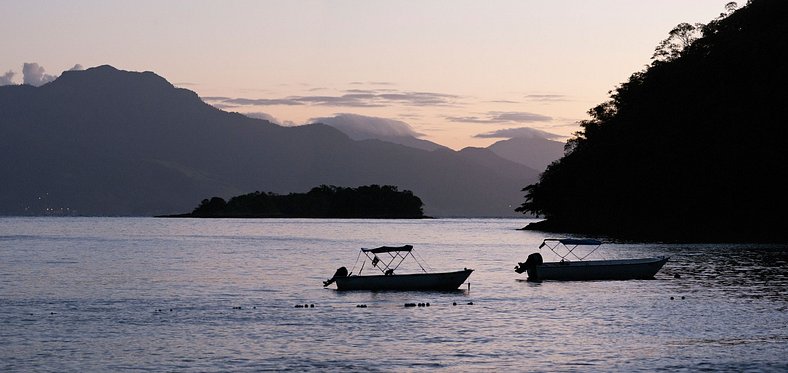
[457,147,539,179]
[486,136,564,172]
[518,0,788,242]
[0,65,538,217]
[309,113,450,152]
[372,135,449,152]
[316,112,562,167]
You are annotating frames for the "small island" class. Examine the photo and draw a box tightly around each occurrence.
[161,184,425,219]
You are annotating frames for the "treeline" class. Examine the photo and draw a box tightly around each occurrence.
[170,185,425,218]
[518,0,788,242]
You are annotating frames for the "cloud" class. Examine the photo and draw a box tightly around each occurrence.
[0,70,15,86]
[224,97,306,106]
[202,89,459,109]
[474,127,564,140]
[22,63,57,86]
[297,94,385,107]
[489,99,521,104]
[242,112,297,126]
[309,113,423,140]
[524,94,568,102]
[243,112,280,123]
[2,63,83,86]
[208,103,239,110]
[376,92,458,106]
[446,111,552,124]
[349,81,395,86]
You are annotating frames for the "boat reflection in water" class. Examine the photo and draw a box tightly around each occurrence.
[515,239,668,282]
[324,245,473,291]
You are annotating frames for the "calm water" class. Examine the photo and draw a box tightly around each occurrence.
[1,217,786,372]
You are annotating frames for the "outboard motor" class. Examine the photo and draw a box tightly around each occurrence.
[323,266,349,287]
[514,252,543,274]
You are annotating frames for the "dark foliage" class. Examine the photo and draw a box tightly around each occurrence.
[518,0,788,242]
[186,185,424,218]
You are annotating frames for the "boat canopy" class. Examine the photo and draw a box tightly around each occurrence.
[540,238,602,248]
[351,245,429,276]
[362,245,414,254]
[538,238,603,261]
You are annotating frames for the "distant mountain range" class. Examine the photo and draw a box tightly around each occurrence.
[316,114,565,170]
[0,65,561,217]
[486,136,564,172]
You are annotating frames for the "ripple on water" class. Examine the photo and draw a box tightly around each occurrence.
[0,217,786,371]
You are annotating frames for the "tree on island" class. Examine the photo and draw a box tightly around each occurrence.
[517,0,788,242]
[185,184,425,218]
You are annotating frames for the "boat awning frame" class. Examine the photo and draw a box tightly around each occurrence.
[355,245,427,275]
[362,245,414,254]
[539,238,603,261]
[539,239,602,248]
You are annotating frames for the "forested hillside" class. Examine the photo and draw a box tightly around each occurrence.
[519,0,788,242]
[170,185,425,218]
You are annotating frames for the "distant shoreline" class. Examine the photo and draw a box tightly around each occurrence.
[155,213,433,219]
[520,218,788,244]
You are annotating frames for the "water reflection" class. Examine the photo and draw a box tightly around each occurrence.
[663,245,788,302]
[0,217,786,372]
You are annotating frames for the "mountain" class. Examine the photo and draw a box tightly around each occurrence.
[317,113,545,206]
[311,113,450,152]
[486,136,565,172]
[313,113,562,170]
[518,0,788,241]
[368,135,448,152]
[456,147,539,180]
[0,65,538,217]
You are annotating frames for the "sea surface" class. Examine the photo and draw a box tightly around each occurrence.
[1,217,786,372]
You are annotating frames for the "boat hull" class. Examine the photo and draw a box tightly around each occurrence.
[335,269,473,291]
[525,257,668,281]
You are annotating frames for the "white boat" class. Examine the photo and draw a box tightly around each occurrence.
[324,245,473,291]
[515,239,668,281]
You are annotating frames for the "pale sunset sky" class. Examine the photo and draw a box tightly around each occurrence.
[2,0,732,149]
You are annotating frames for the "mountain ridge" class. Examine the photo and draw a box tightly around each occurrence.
[0,65,538,217]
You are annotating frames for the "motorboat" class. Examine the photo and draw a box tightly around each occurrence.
[515,238,668,281]
[324,245,473,291]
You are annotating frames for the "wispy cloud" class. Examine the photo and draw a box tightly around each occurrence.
[202,89,460,109]
[226,97,307,106]
[377,92,458,106]
[474,126,564,140]
[243,112,279,123]
[524,94,568,102]
[349,81,396,86]
[298,94,384,107]
[243,112,298,126]
[310,113,423,140]
[207,102,240,110]
[446,111,552,124]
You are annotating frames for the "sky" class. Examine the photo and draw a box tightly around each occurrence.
[2,0,733,149]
